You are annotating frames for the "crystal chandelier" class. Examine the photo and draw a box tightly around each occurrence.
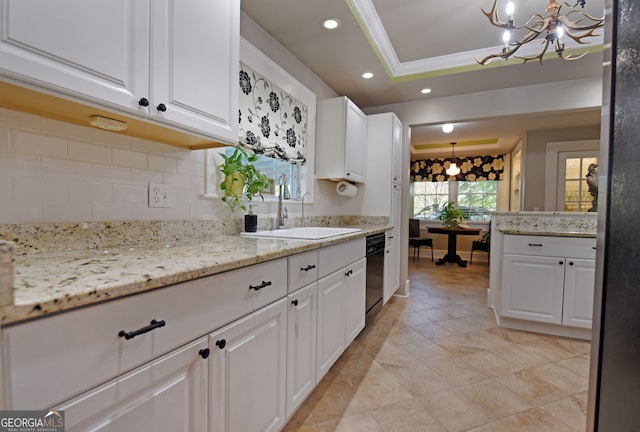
[446,142,460,176]
[476,0,604,65]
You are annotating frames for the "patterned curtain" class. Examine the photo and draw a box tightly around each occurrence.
[410,155,505,182]
[238,62,308,165]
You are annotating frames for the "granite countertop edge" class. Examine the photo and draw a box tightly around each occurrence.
[499,229,597,238]
[2,225,390,326]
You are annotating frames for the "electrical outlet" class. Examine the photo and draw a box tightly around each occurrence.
[148,182,174,208]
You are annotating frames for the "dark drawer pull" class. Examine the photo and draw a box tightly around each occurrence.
[592,246,597,250]
[569,261,574,266]
[528,243,543,247]
[559,261,564,265]
[345,269,353,277]
[216,339,226,350]
[301,264,316,272]
[156,103,167,112]
[249,280,272,291]
[199,348,210,359]
[119,319,165,340]
[292,299,299,306]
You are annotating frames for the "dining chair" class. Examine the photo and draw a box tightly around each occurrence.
[470,231,490,264]
[409,219,433,262]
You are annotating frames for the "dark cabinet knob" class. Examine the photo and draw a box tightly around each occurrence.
[199,348,210,359]
[138,97,149,107]
[559,261,564,265]
[569,261,574,266]
[292,299,299,306]
[157,103,167,112]
[215,339,226,350]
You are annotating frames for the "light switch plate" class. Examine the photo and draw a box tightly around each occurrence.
[148,182,174,208]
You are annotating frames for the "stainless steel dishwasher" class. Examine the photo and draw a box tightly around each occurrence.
[365,233,385,324]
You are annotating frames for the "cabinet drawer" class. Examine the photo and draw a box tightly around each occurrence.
[318,238,365,278]
[288,250,319,293]
[503,235,596,259]
[3,258,286,409]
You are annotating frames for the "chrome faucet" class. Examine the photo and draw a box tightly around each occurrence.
[301,192,313,227]
[277,174,290,228]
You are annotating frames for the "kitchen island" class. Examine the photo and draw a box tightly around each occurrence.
[489,212,598,340]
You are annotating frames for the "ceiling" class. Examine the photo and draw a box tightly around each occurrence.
[241,0,605,157]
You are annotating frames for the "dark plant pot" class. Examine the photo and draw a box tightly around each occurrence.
[244,214,258,232]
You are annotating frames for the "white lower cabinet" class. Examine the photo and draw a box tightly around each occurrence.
[562,258,596,328]
[500,234,596,333]
[56,338,209,432]
[286,283,317,418]
[316,257,366,381]
[209,298,287,432]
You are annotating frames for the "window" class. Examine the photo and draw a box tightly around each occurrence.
[412,181,498,221]
[558,153,598,211]
[206,147,306,199]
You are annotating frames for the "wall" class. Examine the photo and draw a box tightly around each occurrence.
[522,125,601,211]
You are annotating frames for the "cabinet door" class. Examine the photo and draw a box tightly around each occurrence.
[384,245,399,304]
[316,270,346,381]
[391,114,403,184]
[562,258,596,328]
[501,254,565,324]
[345,257,366,345]
[56,338,208,432]
[343,98,367,182]
[150,0,239,141]
[0,0,150,112]
[210,298,287,432]
[286,283,317,418]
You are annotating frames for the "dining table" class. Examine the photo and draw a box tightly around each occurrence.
[427,226,481,268]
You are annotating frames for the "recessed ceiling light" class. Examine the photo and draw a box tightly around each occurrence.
[421,88,432,94]
[322,18,341,30]
[362,72,374,79]
[442,123,454,133]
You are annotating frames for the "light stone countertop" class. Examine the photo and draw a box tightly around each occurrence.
[3,225,389,326]
[499,229,597,238]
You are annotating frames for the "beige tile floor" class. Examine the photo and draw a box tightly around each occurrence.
[282,258,591,432]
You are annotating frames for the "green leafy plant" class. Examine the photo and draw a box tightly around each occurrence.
[218,147,270,212]
[438,201,463,227]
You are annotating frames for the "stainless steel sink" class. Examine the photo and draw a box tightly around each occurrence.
[241,227,361,240]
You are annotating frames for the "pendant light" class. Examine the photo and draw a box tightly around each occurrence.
[446,142,461,176]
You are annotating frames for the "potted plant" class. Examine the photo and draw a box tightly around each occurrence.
[438,201,463,227]
[218,147,270,232]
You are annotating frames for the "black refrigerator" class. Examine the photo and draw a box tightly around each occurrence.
[588,0,640,430]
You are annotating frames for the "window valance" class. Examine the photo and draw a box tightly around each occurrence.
[411,155,505,182]
[239,62,308,165]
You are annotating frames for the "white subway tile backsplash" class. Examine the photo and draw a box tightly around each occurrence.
[11,130,67,159]
[131,204,164,220]
[112,148,148,169]
[0,109,216,224]
[0,127,9,152]
[90,128,134,150]
[68,140,111,164]
[0,107,40,131]
[43,158,91,181]
[69,182,113,202]
[164,205,191,220]
[41,118,92,141]
[113,184,147,204]
[0,153,42,178]
[12,177,68,201]
[0,201,42,223]
[148,154,177,173]
[43,201,92,223]
[131,168,164,185]
[92,164,131,185]
[0,174,11,202]
[163,172,190,189]
[92,202,133,221]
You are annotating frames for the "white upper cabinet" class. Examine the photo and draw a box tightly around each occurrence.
[315,96,367,183]
[391,114,403,184]
[0,0,150,109]
[149,0,239,141]
[0,0,239,146]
